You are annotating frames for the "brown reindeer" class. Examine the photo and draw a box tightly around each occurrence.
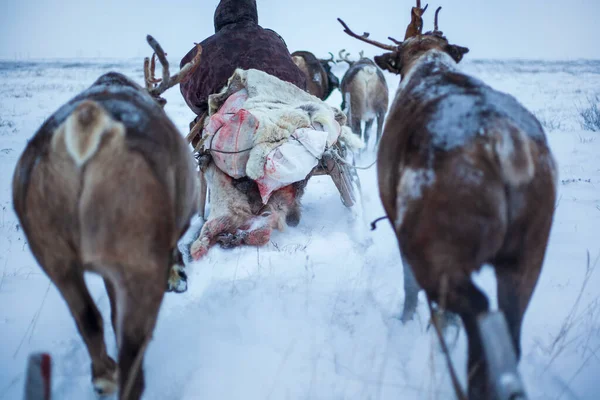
[338,49,389,150]
[292,50,339,100]
[12,37,200,399]
[339,7,557,399]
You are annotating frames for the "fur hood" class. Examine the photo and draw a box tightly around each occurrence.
[214,0,258,32]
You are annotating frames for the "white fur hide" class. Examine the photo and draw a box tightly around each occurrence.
[207,69,361,180]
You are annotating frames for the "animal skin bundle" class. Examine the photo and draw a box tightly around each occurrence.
[201,68,361,203]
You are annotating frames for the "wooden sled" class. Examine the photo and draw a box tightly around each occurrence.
[312,140,361,208]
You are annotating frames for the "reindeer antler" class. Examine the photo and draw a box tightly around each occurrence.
[336,49,354,65]
[144,35,202,103]
[416,0,429,14]
[337,18,397,51]
[143,53,163,91]
[404,0,429,39]
[322,52,336,63]
[143,57,152,91]
[434,6,442,32]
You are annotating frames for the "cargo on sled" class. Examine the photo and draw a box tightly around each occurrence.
[185,68,363,260]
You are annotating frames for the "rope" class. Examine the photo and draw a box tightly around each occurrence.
[370,216,389,231]
[426,297,467,400]
[209,147,254,154]
[204,126,287,155]
[329,149,377,170]
[193,121,376,169]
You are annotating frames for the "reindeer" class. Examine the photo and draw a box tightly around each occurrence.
[12,36,201,399]
[292,50,339,100]
[319,52,341,99]
[338,49,389,150]
[339,6,557,399]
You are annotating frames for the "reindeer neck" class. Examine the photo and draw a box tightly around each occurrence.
[399,49,457,92]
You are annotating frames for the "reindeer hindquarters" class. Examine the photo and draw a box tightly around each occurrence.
[15,150,118,394]
[397,160,508,293]
[78,135,174,270]
[397,159,509,399]
[77,138,174,399]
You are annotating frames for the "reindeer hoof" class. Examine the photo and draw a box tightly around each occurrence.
[167,264,188,293]
[244,227,271,246]
[216,232,245,249]
[93,374,118,396]
[91,357,117,396]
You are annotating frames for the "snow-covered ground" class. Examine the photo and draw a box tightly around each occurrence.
[0,58,599,399]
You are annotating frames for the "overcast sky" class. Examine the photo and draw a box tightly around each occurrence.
[1,0,599,61]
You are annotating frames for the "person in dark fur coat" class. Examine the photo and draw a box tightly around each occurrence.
[179,0,310,248]
[180,0,307,117]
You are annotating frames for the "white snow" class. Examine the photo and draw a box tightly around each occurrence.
[0,57,599,399]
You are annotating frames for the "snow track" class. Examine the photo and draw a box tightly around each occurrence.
[0,59,599,399]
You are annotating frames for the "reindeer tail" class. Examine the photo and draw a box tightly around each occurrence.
[493,123,535,187]
[63,100,124,166]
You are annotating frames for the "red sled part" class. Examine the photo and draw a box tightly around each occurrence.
[24,352,51,400]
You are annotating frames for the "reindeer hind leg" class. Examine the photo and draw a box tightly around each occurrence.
[399,253,420,323]
[113,269,166,400]
[104,277,118,342]
[494,244,547,361]
[443,278,491,400]
[411,252,491,399]
[495,180,554,361]
[427,276,490,400]
[376,111,385,147]
[350,116,361,139]
[51,267,117,395]
[364,118,375,151]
